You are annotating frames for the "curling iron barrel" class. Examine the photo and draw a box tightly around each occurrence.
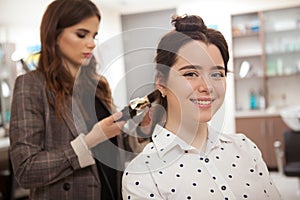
[115,90,159,122]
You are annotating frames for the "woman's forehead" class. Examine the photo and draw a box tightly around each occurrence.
[174,41,224,69]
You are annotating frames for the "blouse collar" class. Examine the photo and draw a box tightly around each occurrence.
[152,125,232,158]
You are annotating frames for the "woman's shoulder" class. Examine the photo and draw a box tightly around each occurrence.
[222,132,255,143]
[13,70,46,94]
[17,69,43,80]
[221,132,257,146]
[124,141,159,172]
[15,70,45,86]
[221,132,262,156]
[221,132,247,140]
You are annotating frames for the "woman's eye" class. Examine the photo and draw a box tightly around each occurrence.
[211,72,225,78]
[76,32,86,38]
[183,72,198,77]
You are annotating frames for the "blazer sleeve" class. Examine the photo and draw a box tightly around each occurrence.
[9,72,90,188]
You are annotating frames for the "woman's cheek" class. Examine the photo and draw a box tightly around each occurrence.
[167,75,194,97]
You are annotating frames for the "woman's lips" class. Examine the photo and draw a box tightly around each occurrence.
[190,98,214,108]
[83,53,92,58]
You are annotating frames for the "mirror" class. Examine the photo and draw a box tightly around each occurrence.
[1,80,10,98]
[239,60,251,78]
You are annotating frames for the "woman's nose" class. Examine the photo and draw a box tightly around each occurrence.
[87,37,96,49]
[196,75,213,93]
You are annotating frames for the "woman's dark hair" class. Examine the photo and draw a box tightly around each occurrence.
[155,14,229,112]
[37,0,101,118]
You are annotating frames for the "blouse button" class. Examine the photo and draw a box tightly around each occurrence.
[205,158,209,163]
[63,183,71,191]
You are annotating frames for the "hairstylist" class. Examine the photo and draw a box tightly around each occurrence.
[9,0,126,199]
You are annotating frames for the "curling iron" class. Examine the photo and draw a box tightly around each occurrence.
[115,90,159,122]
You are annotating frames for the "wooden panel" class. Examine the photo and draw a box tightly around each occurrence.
[236,116,290,169]
[266,117,289,168]
[236,117,270,165]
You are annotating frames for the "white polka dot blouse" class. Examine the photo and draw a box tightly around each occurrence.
[122,125,282,200]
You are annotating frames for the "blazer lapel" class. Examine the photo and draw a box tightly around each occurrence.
[61,97,87,137]
[63,96,101,183]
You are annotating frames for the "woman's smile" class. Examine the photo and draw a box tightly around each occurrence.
[190,96,214,108]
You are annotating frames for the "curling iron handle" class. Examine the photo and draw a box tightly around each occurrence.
[115,105,137,122]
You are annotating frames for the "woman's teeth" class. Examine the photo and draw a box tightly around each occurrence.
[191,100,211,105]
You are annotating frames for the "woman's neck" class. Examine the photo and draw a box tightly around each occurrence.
[165,118,208,150]
[63,60,80,78]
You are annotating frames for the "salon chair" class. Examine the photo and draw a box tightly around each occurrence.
[0,152,14,200]
[0,155,29,200]
[274,130,300,192]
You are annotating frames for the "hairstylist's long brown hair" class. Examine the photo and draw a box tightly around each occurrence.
[37,0,101,118]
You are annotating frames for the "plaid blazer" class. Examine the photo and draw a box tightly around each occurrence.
[9,70,123,199]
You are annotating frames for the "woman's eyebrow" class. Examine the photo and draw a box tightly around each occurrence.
[212,65,226,71]
[178,65,225,71]
[77,28,90,33]
[77,28,98,37]
[178,65,200,71]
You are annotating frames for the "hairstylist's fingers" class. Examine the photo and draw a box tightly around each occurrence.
[102,112,126,129]
[85,115,125,148]
[113,113,126,128]
[111,112,123,122]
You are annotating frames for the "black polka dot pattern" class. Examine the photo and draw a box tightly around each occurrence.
[122,126,281,199]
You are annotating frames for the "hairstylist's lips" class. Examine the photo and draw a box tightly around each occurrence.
[190,97,214,108]
[83,52,93,58]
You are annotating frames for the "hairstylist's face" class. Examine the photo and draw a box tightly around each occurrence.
[163,41,226,123]
[57,15,99,75]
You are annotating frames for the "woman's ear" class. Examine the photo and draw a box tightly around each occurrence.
[155,77,167,97]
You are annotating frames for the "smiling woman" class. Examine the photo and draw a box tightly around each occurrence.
[122,14,282,200]
[164,41,226,132]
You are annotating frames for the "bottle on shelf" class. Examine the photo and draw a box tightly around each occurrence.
[258,89,266,110]
[276,58,283,75]
[249,89,258,110]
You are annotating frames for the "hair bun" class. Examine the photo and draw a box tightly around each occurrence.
[171,14,207,33]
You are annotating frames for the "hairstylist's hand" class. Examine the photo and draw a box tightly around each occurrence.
[84,112,126,148]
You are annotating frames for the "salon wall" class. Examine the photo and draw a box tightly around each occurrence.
[93,6,127,108]
[121,9,175,100]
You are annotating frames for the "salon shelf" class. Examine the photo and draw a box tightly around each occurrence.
[232,6,300,170]
[264,27,300,34]
[266,72,300,79]
[233,53,262,59]
[265,49,300,56]
[235,110,281,118]
[234,75,263,81]
[232,32,259,38]
[232,6,300,113]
